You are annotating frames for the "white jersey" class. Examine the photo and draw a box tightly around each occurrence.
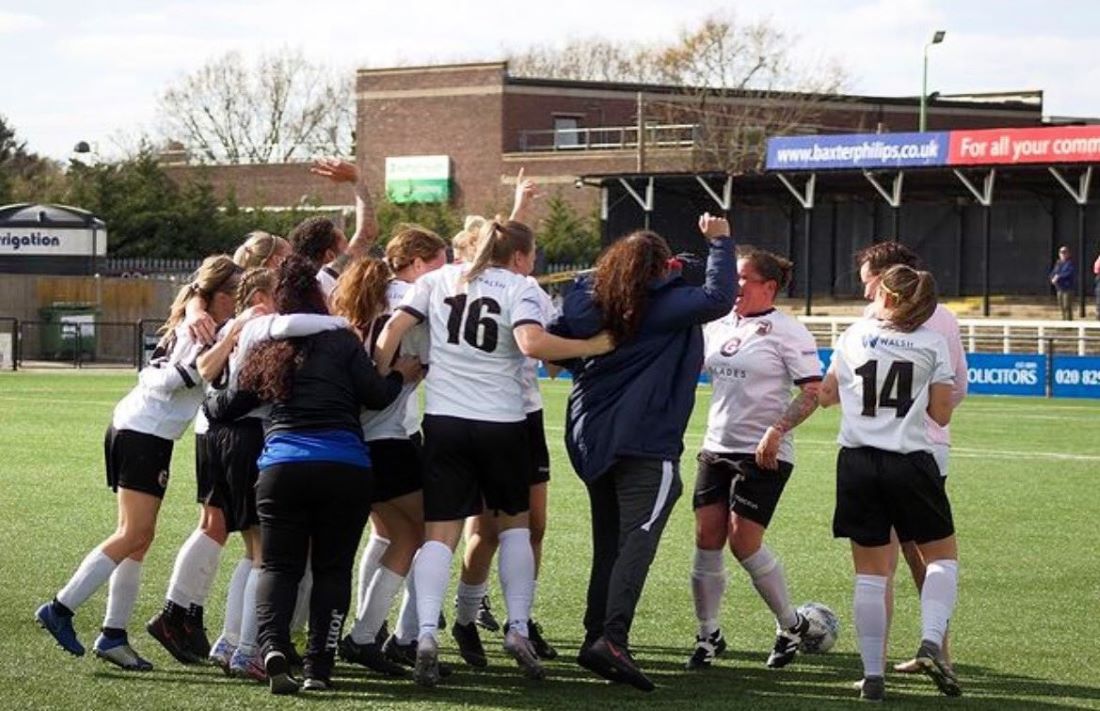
[400,263,545,423]
[702,308,823,463]
[113,326,206,441]
[832,318,954,454]
[521,277,558,414]
[317,264,340,300]
[862,302,967,447]
[361,279,429,440]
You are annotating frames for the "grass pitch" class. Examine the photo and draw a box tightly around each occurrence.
[1,372,1098,710]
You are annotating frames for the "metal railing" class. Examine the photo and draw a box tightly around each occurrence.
[516,124,698,152]
[9,320,164,370]
[800,316,1100,356]
[101,258,202,279]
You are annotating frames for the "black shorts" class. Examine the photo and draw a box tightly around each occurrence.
[525,410,551,486]
[194,433,219,507]
[207,418,264,532]
[420,414,531,522]
[833,446,954,547]
[368,437,424,504]
[104,425,175,499]
[692,450,793,528]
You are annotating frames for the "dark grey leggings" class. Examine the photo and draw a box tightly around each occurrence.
[583,457,683,647]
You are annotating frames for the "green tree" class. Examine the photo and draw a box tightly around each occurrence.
[537,194,601,265]
[0,115,63,204]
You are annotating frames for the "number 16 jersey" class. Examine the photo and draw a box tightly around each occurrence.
[399,263,546,423]
[832,318,954,454]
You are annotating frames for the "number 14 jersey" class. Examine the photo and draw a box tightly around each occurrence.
[399,263,546,423]
[832,318,954,454]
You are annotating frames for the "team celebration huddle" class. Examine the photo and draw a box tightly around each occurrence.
[33,165,966,702]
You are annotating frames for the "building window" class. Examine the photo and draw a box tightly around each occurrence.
[554,116,581,149]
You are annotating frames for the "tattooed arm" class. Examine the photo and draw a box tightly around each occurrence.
[755,380,822,471]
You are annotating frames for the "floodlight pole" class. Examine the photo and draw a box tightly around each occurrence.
[920,31,945,132]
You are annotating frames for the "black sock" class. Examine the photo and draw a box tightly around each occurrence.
[101,626,126,640]
[51,598,75,617]
[187,604,204,625]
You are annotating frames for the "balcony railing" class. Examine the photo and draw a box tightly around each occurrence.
[516,124,698,152]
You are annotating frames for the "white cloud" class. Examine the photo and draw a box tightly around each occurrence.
[0,10,45,33]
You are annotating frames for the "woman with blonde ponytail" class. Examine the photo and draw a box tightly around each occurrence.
[233,232,291,270]
[374,214,612,687]
[818,264,962,701]
[36,255,242,672]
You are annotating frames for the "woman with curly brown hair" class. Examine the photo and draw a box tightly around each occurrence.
[550,213,736,691]
[217,254,422,694]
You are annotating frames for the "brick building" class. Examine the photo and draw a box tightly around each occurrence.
[163,60,1044,218]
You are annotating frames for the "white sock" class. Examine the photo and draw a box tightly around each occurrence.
[455,580,487,626]
[57,549,117,612]
[854,574,888,678]
[920,559,959,648]
[413,541,453,641]
[395,571,419,644]
[740,545,798,629]
[350,566,405,644]
[531,578,539,615]
[238,568,261,655]
[356,534,391,616]
[498,527,534,637]
[221,558,252,645]
[166,530,223,608]
[291,564,312,633]
[692,547,726,637]
[102,558,142,630]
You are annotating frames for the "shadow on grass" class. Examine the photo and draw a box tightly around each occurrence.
[86,643,1100,710]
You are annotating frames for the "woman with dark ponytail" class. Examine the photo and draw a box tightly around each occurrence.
[550,213,736,691]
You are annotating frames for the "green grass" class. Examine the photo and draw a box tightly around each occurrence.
[1,372,1098,710]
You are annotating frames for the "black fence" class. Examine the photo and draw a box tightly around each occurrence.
[4,319,163,370]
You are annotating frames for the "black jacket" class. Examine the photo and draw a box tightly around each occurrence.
[205,328,403,436]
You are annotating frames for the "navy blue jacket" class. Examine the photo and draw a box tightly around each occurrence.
[549,236,736,483]
[1050,259,1075,291]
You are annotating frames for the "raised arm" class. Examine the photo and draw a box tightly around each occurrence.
[647,213,736,330]
[310,157,379,255]
[509,168,538,225]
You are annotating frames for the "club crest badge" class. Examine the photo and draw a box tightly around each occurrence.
[720,338,742,356]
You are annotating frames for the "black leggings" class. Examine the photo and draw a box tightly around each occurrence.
[255,461,371,674]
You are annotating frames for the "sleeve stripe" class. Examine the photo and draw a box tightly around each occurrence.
[513,319,544,329]
[397,305,426,322]
[793,375,823,385]
[322,266,340,279]
[174,364,197,389]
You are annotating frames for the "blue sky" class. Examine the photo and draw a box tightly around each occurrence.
[2,0,1097,160]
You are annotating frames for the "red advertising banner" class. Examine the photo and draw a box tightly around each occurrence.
[948,126,1100,166]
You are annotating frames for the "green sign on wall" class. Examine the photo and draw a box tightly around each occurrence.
[385,155,451,203]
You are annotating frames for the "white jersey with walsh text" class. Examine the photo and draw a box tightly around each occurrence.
[833,318,954,454]
[361,278,429,440]
[113,326,206,441]
[521,276,558,414]
[703,309,823,463]
[400,263,544,423]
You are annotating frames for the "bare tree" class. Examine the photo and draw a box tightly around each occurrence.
[508,12,849,172]
[158,50,353,164]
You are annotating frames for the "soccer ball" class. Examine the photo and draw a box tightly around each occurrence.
[797,602,839,653]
